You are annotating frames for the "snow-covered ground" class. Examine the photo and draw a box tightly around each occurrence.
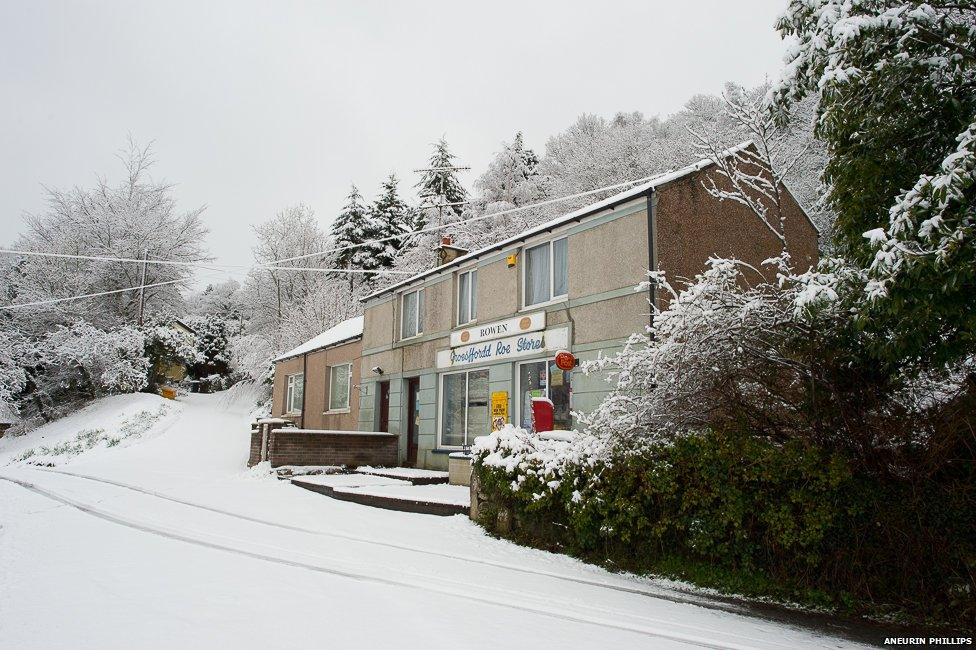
[0,390,868,649]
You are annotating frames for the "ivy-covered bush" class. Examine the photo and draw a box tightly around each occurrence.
[473,426,975,624]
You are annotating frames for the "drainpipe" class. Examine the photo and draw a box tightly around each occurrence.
[646,189,658,335]
[301,352,307,429]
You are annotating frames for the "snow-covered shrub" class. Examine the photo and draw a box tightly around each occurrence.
[15,321,151,423]
[141,319,203,389]
[146,321,202,367]
[198,373,231,393]
[0,329,29,419]
[578,256,972,471]
[580,257,840,444]
[185,314,232,377]
[473,425,606,501]
[36,321,150,395]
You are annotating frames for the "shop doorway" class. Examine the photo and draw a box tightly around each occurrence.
[516,359,572,432]
[378,381,390,433]
[406,377,421,466]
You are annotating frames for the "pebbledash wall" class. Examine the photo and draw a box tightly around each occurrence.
[356,152,819,470]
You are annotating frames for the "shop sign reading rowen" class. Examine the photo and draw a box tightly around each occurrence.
[449,311,546,347]
[439,312,553,368]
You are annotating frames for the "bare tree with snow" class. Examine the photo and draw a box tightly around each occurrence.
[685,83,826,252]
[7,139,209,334]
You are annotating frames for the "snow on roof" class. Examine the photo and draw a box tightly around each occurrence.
[360,142,754,303]
[273,315,364,362]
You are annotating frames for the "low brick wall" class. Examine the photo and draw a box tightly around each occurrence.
[248,430,263,467]
[266,429,398,468]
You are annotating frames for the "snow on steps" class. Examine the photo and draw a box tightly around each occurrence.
[291,473,468,516]
[353,465,449,485]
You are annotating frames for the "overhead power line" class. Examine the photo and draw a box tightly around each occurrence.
[0,172,670,277]
[258,265,413,275]
[0,249,412,275]
[269,172,667,267]
[0,279,185,310]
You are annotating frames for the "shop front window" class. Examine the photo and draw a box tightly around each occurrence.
[440,369,489,447]
[518,360,572,432]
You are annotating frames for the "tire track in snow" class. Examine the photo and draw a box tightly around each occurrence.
[26,468,865,649]
[1,473,768,650]
[35,468,753,613]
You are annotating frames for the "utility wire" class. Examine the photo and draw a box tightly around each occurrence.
[268,172,666,266]
[0,172,668,275]
[0,279,185,310]
[0,249,411,275]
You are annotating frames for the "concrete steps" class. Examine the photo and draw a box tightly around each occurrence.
[291,473,468,517]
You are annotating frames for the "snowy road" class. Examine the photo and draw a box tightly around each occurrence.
[0,391,867,649]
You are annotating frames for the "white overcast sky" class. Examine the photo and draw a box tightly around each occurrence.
[0,0,790,279]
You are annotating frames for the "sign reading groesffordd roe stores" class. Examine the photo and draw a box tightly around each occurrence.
[439,312,568,368]
[449,331,546,366]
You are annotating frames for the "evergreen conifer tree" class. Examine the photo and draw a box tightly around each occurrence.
[330,184,384,290]
[370,174,412,267]
[416,137,468,228]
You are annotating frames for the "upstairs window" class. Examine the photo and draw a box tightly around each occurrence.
[401,288,424,339]
[524,237,568,307]
[285,373,304,414]
[457,269,477,325]
[328,363,351,411]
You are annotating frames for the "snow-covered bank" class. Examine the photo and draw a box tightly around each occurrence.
[0,391,870,649]
[0,393,182,467]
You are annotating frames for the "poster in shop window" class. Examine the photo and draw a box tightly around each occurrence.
[491,391,508,431]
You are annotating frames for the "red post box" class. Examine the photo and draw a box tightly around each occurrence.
[531,397,554,433]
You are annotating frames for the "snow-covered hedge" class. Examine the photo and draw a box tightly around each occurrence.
[472,425,606,501]
[38,321,150,395]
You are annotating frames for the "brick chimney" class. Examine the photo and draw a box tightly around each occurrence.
[436,235,468,267]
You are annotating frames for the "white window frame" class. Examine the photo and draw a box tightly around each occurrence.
[456,268,477,326]
[400,287,424,340]
[326,363,352,413]
[437,368,489,449]
[522,237,568,308]
[285,372,304,414]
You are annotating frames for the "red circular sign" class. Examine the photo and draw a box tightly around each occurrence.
[554,351,576,371]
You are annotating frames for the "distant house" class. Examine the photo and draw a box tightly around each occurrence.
[153,319,197,386]
[270,316,364,431]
